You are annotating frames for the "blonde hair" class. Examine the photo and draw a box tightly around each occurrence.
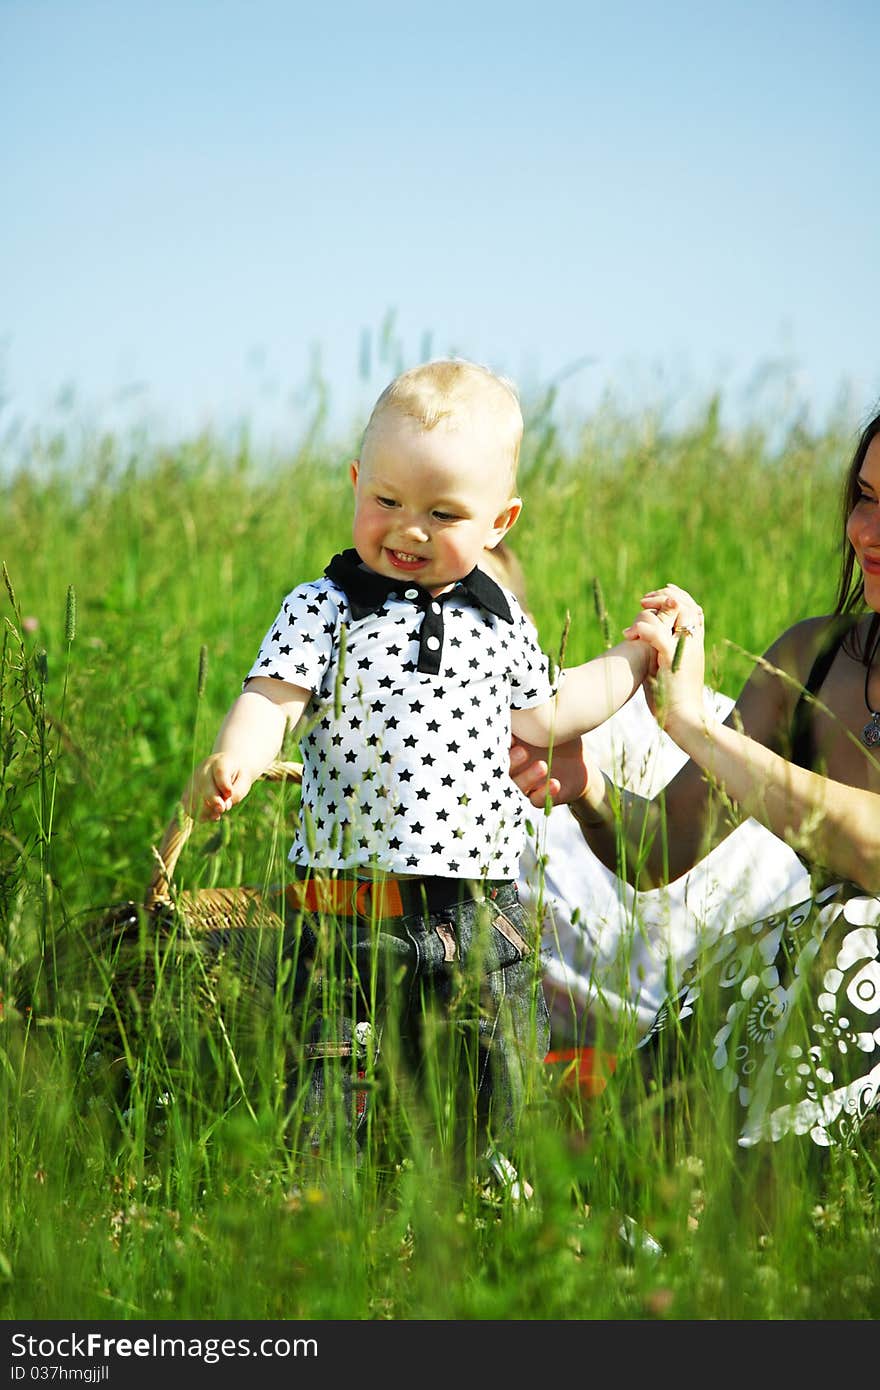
[361,358,523,485]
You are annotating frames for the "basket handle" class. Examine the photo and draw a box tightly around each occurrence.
[144,759,304,909]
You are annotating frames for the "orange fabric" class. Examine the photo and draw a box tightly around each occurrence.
[544,1047,617,1098]
[285,877,406,919]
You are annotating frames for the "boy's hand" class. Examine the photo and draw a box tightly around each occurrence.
[185,753,258,822]
[509,734,591,808]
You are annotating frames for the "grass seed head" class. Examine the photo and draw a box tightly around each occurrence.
[592,576,611,648]
[65,585,77,643]
[2,562,18,615]
[197,643,208,697]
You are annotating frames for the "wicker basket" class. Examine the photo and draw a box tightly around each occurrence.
[13,759,304,1031]
[144,758,304,933]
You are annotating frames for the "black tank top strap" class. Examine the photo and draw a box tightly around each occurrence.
[790,616,859,770]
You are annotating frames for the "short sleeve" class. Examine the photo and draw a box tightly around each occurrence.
[506,595,558,710]
[244,582,340,693]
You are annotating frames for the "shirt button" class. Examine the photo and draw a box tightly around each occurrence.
[404,588,419,600]
[425,636,440,651]
[431,602,441,614]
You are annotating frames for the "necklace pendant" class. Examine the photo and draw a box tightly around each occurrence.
[862,712,880,748]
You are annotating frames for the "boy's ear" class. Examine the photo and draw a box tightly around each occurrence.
[349,460,360,489]
[487,496,522,548]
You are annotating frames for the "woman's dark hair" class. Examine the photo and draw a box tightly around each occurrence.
[836,408,880,661]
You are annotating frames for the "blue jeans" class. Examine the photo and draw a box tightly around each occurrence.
[273,876,551,1164]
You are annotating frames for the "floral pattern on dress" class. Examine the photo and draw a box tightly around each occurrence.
[636,883,880,1151]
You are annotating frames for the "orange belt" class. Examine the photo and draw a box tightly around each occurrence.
[285,877,406,920]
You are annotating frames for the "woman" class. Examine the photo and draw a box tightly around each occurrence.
[485,546,808,1053]
[512,408,880,1153]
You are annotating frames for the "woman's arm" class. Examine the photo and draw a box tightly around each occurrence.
[626,588,880,891]
[510,600,868,888]
[653,699,880,888]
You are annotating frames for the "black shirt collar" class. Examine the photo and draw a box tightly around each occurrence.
[324,548,513,623]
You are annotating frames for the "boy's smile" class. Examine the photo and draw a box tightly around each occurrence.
[350,411,521,596]
[386,548,430,573]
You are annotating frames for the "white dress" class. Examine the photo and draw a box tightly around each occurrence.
[518,686,810,1043]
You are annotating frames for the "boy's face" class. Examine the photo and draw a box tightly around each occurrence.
[350,411,521,596]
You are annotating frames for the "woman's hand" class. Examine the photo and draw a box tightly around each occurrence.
[509,734,593,808]
[623,583,707,732]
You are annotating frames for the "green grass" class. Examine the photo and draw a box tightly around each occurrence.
[2,393,877,1321]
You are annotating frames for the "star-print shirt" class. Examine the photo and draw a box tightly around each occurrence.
[244,548,557,880]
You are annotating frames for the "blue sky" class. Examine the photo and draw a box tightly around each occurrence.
[2,0,878,451]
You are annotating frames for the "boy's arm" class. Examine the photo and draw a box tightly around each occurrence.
[510,637,651,746]
[186,676,311,821]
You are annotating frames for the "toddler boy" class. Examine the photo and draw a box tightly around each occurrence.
[188,359,649,1170]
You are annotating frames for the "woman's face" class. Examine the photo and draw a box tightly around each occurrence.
[847,434,880,612]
